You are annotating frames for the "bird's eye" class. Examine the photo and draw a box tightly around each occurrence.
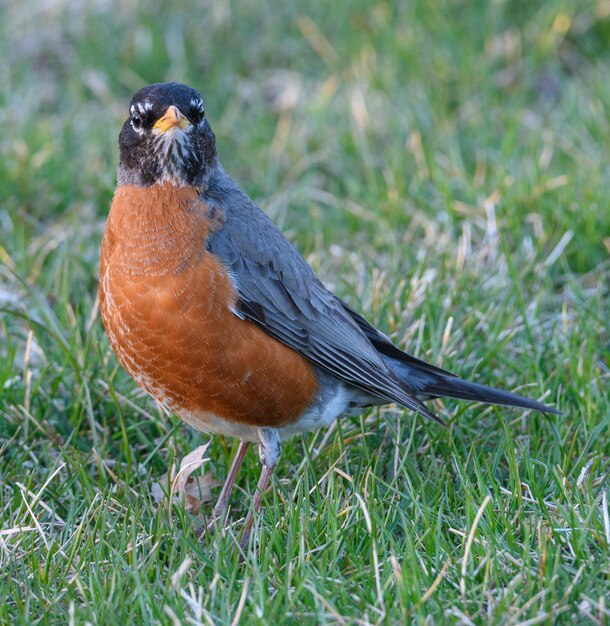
[132,114,143,130]
[190,103,205,124]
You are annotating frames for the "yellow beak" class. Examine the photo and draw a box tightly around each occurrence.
[153,105,191,133]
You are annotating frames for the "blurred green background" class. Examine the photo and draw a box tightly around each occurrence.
[1,0,609,624]
[3,0,610,273]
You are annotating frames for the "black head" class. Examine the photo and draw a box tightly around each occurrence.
[117,82,217,187]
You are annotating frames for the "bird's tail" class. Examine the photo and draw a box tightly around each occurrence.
[341,300,560,417]
[383,354,561,416]
[417,374,561,415]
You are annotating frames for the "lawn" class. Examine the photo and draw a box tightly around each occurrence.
[1,0,609,623]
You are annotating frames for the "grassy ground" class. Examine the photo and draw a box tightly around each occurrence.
[1,0,609,623]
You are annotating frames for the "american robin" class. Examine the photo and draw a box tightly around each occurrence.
[99,82,560,545]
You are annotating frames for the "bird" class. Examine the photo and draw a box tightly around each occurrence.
[99,82,560,546]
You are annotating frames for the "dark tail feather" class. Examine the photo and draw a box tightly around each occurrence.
[421,375,561,415]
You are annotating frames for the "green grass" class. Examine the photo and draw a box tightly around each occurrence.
[1,0,609,623]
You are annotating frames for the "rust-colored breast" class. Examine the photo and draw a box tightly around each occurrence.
[99,184,319,428]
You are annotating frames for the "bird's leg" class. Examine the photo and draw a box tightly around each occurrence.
[208,440,250,527]
[240,427,280,547]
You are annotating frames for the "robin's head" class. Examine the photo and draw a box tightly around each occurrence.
[117,82,217,187]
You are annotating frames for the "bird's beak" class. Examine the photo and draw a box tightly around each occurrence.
[153,105,191,133]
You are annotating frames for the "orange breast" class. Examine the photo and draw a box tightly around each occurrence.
[99,184,319,428]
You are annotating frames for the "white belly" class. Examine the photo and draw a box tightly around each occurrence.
[175,383,351,442]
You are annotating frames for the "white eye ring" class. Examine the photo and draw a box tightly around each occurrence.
[190,101,205,124]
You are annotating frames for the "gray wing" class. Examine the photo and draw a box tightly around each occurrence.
[337,299,458,378]
[203,174,441,423]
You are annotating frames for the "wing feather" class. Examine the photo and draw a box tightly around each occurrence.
[203,177,441,423]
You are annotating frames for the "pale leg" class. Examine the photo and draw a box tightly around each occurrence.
[209,440,250,524]
[240,428,281,547]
